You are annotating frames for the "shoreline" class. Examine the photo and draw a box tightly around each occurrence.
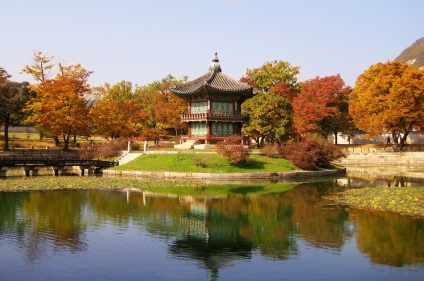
[102,167,346,180]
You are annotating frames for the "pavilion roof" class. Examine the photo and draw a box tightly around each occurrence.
[171,53,253,97]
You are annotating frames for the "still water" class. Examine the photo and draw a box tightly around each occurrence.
[0,180,423,281]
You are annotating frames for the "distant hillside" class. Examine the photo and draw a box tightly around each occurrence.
[395,37,424,69]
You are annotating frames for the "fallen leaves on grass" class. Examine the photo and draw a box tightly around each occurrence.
[325,187,424,217]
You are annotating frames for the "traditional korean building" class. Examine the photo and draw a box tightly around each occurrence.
[171,53,253,149]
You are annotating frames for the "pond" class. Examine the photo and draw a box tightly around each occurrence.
[0,179,423,281]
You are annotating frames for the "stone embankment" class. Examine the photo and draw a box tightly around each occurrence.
[103,168,345,180]
[335,150,424,180]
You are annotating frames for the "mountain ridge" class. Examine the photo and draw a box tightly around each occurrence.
[395,37,424,70]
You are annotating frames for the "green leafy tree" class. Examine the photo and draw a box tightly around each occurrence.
[241,61,300,146]
[0,71,35,151]
[241,60,301,96]
[349,61,424,148]
[242,93,294,147]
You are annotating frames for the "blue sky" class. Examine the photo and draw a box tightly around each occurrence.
[1,0,423,88]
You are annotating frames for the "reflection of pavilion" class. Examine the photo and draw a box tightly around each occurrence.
[171,197,252,281]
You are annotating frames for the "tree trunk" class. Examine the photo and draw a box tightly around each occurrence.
[259,136,265,148]
[63,134,70,151]
[3,117,10,151]
[391,131,399,145]
[333,131,338,145]
[53,136,60,146]
[398,131,410,151]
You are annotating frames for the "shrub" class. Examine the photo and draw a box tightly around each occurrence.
[92,138,136,159]
[279,135,345,170]
[192,154,211,167]
[216,136,250,164]
[260,144,280,158]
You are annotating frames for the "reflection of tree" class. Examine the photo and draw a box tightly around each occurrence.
[20,191,88,261]
[284,182,351,250]
[3,181,420,272]
[0,193,28,232]
[350,208,424,267]
[239,193,298,259]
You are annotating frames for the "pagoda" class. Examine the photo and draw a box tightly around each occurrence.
[171,53,253,149]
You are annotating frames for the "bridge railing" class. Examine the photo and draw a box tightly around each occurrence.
[0,157,118,168]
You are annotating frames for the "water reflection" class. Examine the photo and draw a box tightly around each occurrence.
[0,181,423,280]
[350,208,424,267]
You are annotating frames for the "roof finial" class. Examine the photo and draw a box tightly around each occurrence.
[210,52,221,72]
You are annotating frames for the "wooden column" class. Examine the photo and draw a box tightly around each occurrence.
[206,121,211,144]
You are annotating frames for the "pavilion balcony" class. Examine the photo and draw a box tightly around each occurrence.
[179,112,249,123]
[180,134,244,140]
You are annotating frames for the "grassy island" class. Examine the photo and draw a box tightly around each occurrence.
[111,153,297,173]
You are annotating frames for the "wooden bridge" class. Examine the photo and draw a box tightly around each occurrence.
[0,153,118,177]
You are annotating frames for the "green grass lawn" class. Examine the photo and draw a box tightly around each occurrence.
[111,153,297,173]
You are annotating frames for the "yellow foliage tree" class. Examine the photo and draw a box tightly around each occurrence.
[349,61,424,147]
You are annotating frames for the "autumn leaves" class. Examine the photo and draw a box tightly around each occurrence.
[241,60,423,147]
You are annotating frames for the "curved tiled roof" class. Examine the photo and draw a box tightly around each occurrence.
[171,53,253,96]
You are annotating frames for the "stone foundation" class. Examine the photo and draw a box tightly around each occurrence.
[103,168,345,180]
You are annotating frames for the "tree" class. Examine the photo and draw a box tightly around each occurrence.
[293,75,353,144]
[349,61,424,148]
[0,76,35,151]
[242,93,294,147]
[93,80,138,102]
[0,66,11,83]
[136,74,187,143]
[25,64,92,150]
[89,100,149,140]
[22,51,54,83]
[153,90,186,136]
[241,60,301,96]
[241,60,301,146]
[22,51,56,142]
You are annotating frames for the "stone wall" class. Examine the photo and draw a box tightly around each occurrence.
[329,131,424,145]
[335,151,424,180]
[103,168,346,180]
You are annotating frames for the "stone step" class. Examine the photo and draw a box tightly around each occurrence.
[116,152,143,165]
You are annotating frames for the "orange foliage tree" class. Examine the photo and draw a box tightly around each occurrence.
[293,75,353,144]
[25,64,92,150]
[349,61,424,147]
[89,100,149,140]
[136,75,187,143]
